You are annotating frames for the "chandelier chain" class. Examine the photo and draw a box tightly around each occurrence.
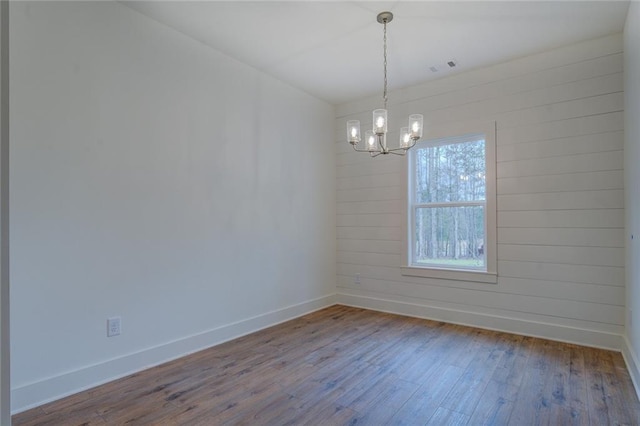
[383,20,388,110]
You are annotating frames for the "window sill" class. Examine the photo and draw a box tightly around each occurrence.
[400,266,497,284]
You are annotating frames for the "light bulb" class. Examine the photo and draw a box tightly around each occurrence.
[346,120,361,144]
[399,127,410,148]
[365,130,376,152]
[409,114,424,139]
[373,109,387,135]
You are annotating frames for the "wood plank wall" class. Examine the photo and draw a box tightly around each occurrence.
[335,34,625,348]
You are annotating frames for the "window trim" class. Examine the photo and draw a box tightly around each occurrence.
[401,120,497,284]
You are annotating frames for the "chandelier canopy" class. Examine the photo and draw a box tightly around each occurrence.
[347,12,424,157]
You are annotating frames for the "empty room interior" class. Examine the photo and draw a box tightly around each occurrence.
[2,0,640,424]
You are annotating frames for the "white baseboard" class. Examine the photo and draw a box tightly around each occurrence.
[337,293,622,351]
[14,293,635,414]
[621,335,640,400]
[12,294,337,414]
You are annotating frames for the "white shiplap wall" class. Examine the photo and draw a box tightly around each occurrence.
[335,34,624,349]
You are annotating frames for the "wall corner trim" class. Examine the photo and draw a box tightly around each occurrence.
[621,335,640,400]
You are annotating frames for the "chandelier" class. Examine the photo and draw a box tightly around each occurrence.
[347,12,424,157]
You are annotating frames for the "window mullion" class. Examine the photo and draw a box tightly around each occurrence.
[413,201,485,209]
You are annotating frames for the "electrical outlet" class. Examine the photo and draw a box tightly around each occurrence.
[354,273,361,284]
[107,317,121,337]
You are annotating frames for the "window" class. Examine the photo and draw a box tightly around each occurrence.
[402,122,496,283]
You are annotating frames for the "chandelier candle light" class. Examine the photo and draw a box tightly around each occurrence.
[347,11,424,157]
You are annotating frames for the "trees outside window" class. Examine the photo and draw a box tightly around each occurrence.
[409,134,487,271]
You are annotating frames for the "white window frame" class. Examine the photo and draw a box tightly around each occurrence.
[401,121,497,284]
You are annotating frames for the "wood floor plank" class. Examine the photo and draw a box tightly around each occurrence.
[594,350,637,425]
[12,305,640,426]
[439,329,510,416]
[612,351,640,421]
[584,346,619,424]
[466,379,517,425]
[540,341,575,425]
[387,364,466,425]
[507,337,557,425]
[425,406,470,425]
[351,402,401,425]
[345,374,419,418]
[491,334,532,390]
[12,409,106,426]
[567,343,589,418]
[297,402,360,426]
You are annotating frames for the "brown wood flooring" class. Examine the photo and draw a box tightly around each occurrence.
[13,305,640,425]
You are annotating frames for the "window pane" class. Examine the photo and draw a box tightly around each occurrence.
[414,139,486,203]
[413,206,485,269]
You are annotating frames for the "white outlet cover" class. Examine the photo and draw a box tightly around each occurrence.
[107,317,121,337]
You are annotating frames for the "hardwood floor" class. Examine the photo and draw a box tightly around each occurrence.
[13,305,640,425]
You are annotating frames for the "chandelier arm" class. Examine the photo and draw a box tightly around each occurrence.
[389,150,407,156]
[352,145,380,153]
[385,145,410,154]
[386,146,410,153]
[370,151,384,158]
[387,139,419,153]
[376,134,386,153]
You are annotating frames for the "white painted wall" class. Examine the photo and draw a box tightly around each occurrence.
[624,0,640,394]
[336,34,625,349]
[10,1,335,412]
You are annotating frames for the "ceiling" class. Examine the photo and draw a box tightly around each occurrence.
[123,1,630,105]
